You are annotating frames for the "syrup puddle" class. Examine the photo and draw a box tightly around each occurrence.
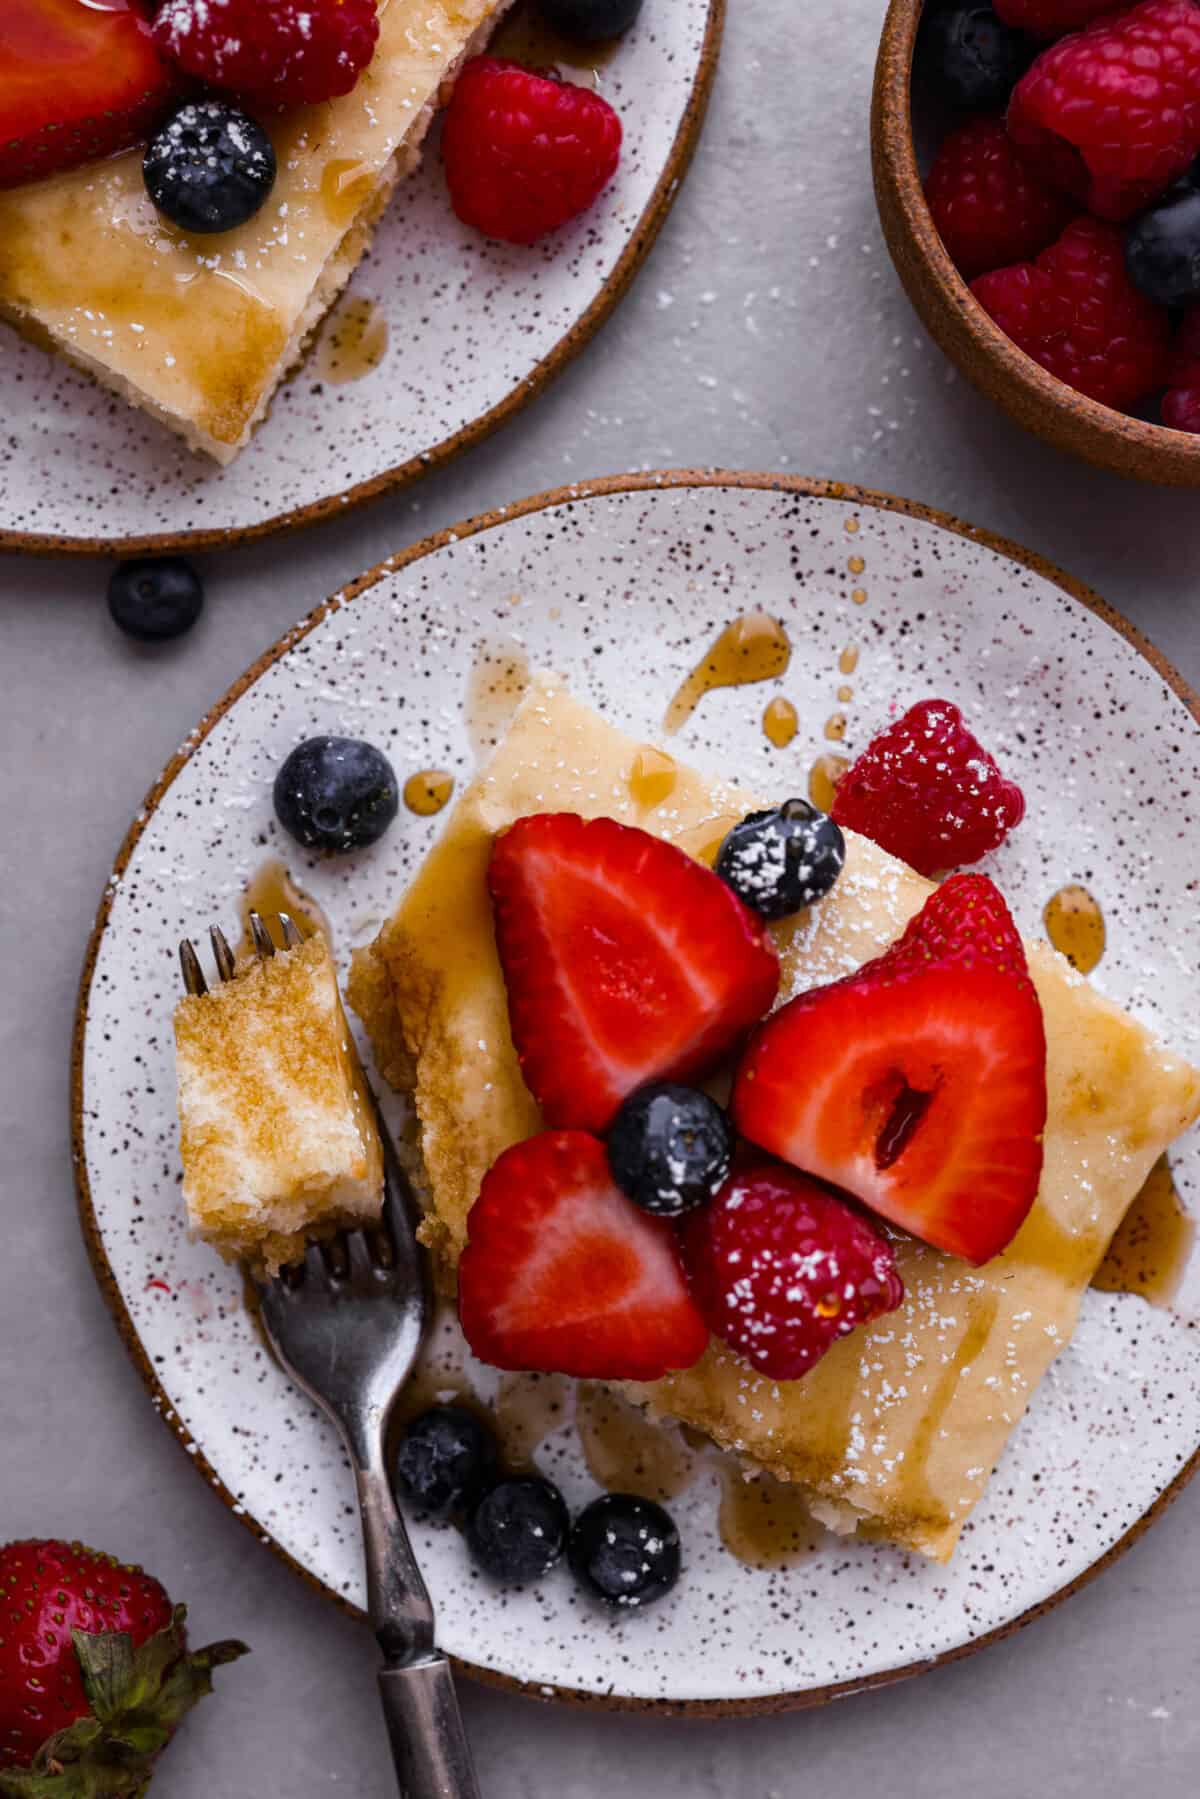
[575,1385,698,1502]
[466,643,531,760]
[664,613,791,734]
[1093,1157,1195,1307]
[718,1466,825,1569]
[314,294,389,384]
[240,858,329,955]
[1044,884,1105,974]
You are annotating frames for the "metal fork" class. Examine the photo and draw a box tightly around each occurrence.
[180,912,481,1799]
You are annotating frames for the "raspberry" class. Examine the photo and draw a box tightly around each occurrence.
[993,0,1120,37]
[1162,305,1200,429]
[970,216,1172,409]
[925,117,1074,278]
[831,697,1025,877]
[442,57,622,246]
[682,1162,904,1382]
[152,0,379,111]
[1007,0,1200,220]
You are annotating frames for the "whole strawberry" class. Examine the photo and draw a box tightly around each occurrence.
[0,1539,247,1794]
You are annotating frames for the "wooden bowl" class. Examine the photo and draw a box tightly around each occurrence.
[871,0,1200,487]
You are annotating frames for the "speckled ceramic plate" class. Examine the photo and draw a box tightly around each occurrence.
[74,473,1200,1712]
[0,5,720,557]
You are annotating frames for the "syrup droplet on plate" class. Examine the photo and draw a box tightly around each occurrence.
[808,753,849,813]
[575,1384,698,1502]
[718,1465,824,1569]
[838,644,859,675]
[664,612,791,733]
[627,747,678,809]
[1043,884,1104,974]
[837,684,853,704]
[824,712,847,742]
[314,293,389,384]
[762,696,798,748]
[404,770,454,817]
[1092,1157,1195,1307]
[852,588,868,606]
[240,858,330,955]
[848,555,865,577]
[844,516,860,535]
[466,644,531,760]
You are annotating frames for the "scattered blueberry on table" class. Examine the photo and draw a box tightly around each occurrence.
[108,558,205,641]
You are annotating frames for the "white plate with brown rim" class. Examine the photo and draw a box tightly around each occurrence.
[74,471,1200,1712]
[0,1,721,557]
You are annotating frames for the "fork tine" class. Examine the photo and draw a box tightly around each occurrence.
[179,939,207,997]
[303,1241,331,1290]
[210,925,237,984]
[278,913,304,949]
[249,911,276,960]
[345,1230,378,1287]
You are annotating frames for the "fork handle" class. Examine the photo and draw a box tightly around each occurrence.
[378,1653,481,1799]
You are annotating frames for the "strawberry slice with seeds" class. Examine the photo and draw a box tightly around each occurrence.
[732,875,1046,1264]
[458,1131,710,1379]
[488,813,780,1133]
[0,0,182,191]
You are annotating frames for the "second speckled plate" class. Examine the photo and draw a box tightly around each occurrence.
[74,473,1200,1711]
[0,2,720,554]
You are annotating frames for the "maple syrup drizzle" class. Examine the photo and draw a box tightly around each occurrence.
[718,1466,824,1569]
[314,294,389,384]
[838,644,859,675]
[492,0,622,79]
[824,712,847,742]
[1092,1158,1195,1307]
[844,516,860,535]
[762,696,799,748]
[495,1372,571,1468]
[664,613,791,734]
[852,588,868,606]
[575,1385,698,1502]
[403,770,454,818]
[808,753,849,813]
[466,644,531,760]
[893,1293,1000,1527]
[627,747,678,809]
[1043,884,1105,975]
[239,858,330,955]
[848,555,865,578]
[320,157,376,228]
[837,684,853,704]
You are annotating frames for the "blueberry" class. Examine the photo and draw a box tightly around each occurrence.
[915,3,1031,111]
[273,736,398,854]
[393,1407,498,1519]
[535,0,643,40]
[607,1082,733,1218]
[107,558,204,641]
[466,1476,569,1584]
[568,1494,681,1608]
[1125,189,1200,306]
[144,100,276,235]
[715,799,845,921]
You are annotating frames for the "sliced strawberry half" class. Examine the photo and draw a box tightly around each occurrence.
[458,1130,710,1380]
[488,813,780,1134]
[731,874,1047,1264]
[0,0,183,191]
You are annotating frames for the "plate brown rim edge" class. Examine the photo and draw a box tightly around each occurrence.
[0,0,725,560]
[70,467,1200,1717]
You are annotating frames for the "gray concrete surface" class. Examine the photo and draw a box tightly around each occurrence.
[4,0,1200,1792]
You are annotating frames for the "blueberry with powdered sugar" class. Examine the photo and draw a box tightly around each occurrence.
[144,100,276,235]
[715,799,845,921]
[607,1082,733,1218]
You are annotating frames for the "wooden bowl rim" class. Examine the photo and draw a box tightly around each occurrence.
[872,0,1200,482]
